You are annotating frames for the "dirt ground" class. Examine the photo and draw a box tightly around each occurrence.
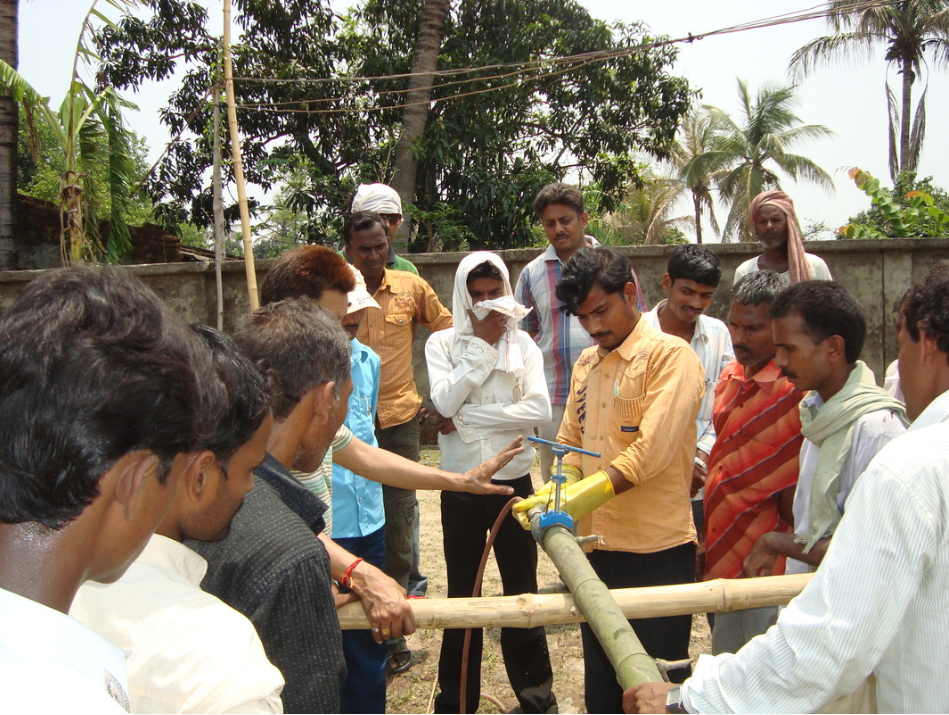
[385,449,712,714]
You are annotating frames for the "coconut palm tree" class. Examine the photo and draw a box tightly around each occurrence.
[0,0,139,265]
[672,107,721,244]
[789,0,949,182]
[697,79,833,242]
[591,174,692,246]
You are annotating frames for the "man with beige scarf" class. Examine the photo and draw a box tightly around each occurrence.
[742,280,907,577]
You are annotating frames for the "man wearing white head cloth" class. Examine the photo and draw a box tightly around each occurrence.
[351,183,420,275]
[425,252,558,714]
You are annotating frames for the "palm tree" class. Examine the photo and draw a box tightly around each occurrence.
[672,108,721,244]
[592,174,693,246]
[789,0,949,182]
[0,0,138,265]
[698,79,833,242]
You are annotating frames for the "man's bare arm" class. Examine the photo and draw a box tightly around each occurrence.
[333,435,522,495]
[743,532,830,578]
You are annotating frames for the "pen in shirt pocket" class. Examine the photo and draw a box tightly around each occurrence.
[614,377,620,397]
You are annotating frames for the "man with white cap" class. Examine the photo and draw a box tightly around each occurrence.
[351,183,419,275]
[426,252,558,714]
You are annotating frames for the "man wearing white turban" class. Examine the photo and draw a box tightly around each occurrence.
[426,252,557,714]
[351,183,419,276]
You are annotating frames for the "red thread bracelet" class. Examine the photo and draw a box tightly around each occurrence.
[341,557,363,590]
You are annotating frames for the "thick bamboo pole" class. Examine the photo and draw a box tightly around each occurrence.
[541,522,662,689]
[222,0,258,310]
[337,573,813,631]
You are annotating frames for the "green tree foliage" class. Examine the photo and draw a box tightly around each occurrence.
[671,108,721,244]
[790,1,949,182]
[692,80,833,242]
[585,178,690,246]
[839,169,949,238]
[95,0,693,251]
[0,0,142,264]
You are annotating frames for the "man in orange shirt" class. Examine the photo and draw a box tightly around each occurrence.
[345,210,453,673]
[516,247,704,713]
[703,270,802,655]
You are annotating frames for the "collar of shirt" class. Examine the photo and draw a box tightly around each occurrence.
[597,315,654,363]
[909,388,949,431]
[726,359,784,395]
[372,268,392,297]
[0,586,130,711]
[386,244,397,266]
[541,235,601,265]
[136,534,207,586]
[255,453,328,532]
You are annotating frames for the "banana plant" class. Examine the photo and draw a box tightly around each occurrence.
[0,0,139,265]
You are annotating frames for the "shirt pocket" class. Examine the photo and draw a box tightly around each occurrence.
[384,312,414,329]
[610,394,644,443]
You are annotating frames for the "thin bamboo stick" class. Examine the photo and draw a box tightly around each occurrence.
[211,42,225,331]
[337,573,813,630]
[222,0,258,311]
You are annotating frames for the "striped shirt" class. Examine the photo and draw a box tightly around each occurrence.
[643,303,734,455]
[292,426,353,537]
[515,242,647,404]
[703,360,803,580]
[355,269,452,428]
[684,393,949,713]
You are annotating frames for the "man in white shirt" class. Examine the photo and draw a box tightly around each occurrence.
[643,244,733,532]
[742,281,906,577]
[732,190,832,285]
[0,268,218,713]
[626,262,949,714]
[71,326,284,714]
[426,252,557,714]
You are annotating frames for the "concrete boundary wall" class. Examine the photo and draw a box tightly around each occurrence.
[2,238,947,397]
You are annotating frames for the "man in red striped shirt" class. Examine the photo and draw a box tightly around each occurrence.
[703,270,802,655]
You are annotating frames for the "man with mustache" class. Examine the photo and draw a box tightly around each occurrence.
[742,280,906,578]
[702,271,802,655]
[515,247,703,714]
[733,190,832,285]
[515,183,647,483]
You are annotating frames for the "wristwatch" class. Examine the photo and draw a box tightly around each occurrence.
[665,685,688,714]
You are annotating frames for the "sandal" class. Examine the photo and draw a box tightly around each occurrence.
[386,650,413,675]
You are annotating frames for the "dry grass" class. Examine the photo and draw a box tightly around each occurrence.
[385,450,711,714]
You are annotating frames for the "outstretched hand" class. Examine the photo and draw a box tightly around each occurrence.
[348,562,417,644]
[461,436,524,495]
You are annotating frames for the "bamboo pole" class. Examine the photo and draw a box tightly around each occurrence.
[337,573,813,631]
[211,41,225,331]
[222,0,258,311]
[541,522,662,689]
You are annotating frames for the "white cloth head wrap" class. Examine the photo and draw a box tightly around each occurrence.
[352,184,402,216]
[451,251,531,376]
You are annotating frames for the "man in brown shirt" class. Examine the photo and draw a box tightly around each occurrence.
[518,247,703,713]
[345,210,453,673]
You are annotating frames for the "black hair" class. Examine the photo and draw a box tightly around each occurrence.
[667,244,721,287]
[260,245,355,305]
[555,247,637,316]
[533,182,585,218]
[189,324,270,471]
[902,261,949,364]
[342,211,387,246]
[769,280,866,363]
[0,268,218,528]
[466,260,503,285]
[732,270,789,306]
[234,299,351,421]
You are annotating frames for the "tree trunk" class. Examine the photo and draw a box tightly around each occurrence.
[0,0,17,270]
[693,192,703,244]
[390,0,449,251]
[899,55,915,174]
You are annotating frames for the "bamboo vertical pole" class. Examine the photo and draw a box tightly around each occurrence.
[222,0,258,311]
[211,41,225,331]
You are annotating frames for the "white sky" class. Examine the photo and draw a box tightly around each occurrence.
[19,0,949,241]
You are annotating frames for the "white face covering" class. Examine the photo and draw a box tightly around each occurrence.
[451,251,531,377]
